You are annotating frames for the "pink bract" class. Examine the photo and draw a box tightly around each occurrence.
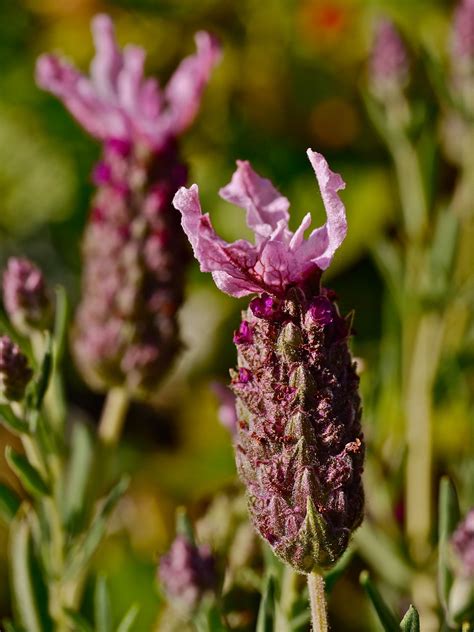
[172,149,347,298]
[36,14,221,149]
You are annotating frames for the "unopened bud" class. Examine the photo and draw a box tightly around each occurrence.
[3,258,51,334]
[0,336,32,401]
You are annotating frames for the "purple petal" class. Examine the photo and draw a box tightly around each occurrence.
[219,160,290,239]
[90,14,122,99]
[305,149,347,271]
[173,185,266,297]
[36,16,220,148]
[163,31,221,135]
[174,150,347,297]
[117,45,146,113]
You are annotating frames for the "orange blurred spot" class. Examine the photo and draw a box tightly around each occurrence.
[309,97,359,148]
[300,0,350,38]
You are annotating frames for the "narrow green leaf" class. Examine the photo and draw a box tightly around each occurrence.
[116,604,139,632]
[65,476,129,578]
[359,571,399,632]
[53,286,69,365]
[0,482,21,525]
[176,506,195,544]
[0,403,29,435]
[438,477,460,615]
[430,209,459,300]
[30,334,53,411]
[9,508,50,632]
[6,447,50,497]
[64,610,94,632]
[95,575,113,632]
[2,619,27,632]
[400,605,420,632]
[256,574,276,632]
[64,421,95,531]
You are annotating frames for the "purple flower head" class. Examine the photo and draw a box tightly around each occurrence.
[0,336,33,401]
[173,150,347,298]
[159,534,217,616]
[36,14,221,149]
[369,18,409,99]
[452,508,474,578]
[211,382,238,435]
[451,0,474,63]
[3,258,52,334]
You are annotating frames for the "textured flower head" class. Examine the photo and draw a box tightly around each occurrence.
[36,14,221,149]
[173,149,347,297]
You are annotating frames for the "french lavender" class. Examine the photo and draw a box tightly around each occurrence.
[36,15,220,396]
[173,150,364,573]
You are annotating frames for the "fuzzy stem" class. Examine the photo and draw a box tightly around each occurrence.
[98,387,129,445]
[308,571,328,632]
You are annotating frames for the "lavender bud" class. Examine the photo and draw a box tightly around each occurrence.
[232,288,364,572]
[369,18,409,101]
[159,534,217,617]
[452,508,474,578]
[2,258,52,334]
[0,336,33,401]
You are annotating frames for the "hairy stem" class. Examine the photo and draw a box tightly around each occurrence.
[98,387,129,445]
[308,571,328,632]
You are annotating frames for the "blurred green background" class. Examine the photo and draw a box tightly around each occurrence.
[0,0,471,630]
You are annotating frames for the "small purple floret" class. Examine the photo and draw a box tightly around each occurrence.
[92,162,112,185]
[250,294,278,320]
[309,295,334,326]
[238,368,252,384]
[233,320,253,345]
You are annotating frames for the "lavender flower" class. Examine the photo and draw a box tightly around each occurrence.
[36,15,220,395]
[2,258,51,334]
[369,18,409,101]
[0,336,32,401]
[452,508,474,578]
[173,150,364,572]
[159,534,217,616]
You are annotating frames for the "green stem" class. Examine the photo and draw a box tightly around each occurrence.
[307,571,328,632]
[391,135,428,242]
[98,387,129,446]
[404,313,444,563]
